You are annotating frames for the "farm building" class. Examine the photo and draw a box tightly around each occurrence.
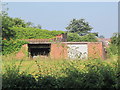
[16,34,107,60]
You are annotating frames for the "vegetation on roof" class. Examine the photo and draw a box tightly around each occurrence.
[10,27,65,39]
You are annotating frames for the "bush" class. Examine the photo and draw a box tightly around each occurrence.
[106,44,118,57]
[10,27,65,39]
[2,39,28,55]
[2,59,118,89]
[106,33,119,57]
[2,61,37,89]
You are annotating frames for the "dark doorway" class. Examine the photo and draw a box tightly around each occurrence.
[28,44,51,58]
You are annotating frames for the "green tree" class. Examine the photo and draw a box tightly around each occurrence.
[66,19,93,34]
[33,24,42,29]
[2,15,28,40]
[111,33,120,46]
[1,3,42,40]
[99,35,105,38]
[67,33,97,42]
[106,33,119,56]
[26,22,34,27]
[2,3,27,40]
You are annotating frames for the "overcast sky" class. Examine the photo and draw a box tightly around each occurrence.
[6,2,118,38]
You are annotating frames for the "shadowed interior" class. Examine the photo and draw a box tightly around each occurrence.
[28,44,51,58]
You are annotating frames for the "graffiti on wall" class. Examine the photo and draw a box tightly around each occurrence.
[67,44,88,59]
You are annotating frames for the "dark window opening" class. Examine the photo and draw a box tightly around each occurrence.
[28,44,51,58]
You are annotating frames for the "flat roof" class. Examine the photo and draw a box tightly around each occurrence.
[29,42,102,44]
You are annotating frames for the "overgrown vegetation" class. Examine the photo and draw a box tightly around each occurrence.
[2,58,118,89]
[67,33,97,42]
[1,3,119,89]
[2,40,29,55]
[1,8,64,55]
[10,27,64,39]
[106,33,119,57]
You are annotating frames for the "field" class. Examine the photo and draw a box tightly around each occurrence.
[2,55,118,89]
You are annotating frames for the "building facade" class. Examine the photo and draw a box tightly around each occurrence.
[16,41,106,60]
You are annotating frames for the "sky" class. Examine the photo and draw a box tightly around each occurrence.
[5,2,118,38]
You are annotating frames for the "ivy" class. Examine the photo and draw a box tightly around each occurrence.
[2,39,29,55]
[10,27,65,39]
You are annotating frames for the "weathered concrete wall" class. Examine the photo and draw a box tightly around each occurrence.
[67,44,88,59]
[50,43,68,59]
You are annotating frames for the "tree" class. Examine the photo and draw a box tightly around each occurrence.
[33,24,42,29]
[1,3,42,40]
[99,35,105,38]
[1,3,26,39]
[26,22,34,27]
[67,33,97,42]
[111,33,120,46]
[66,19,93,34]
[106,33,119,56]
[2,15,28,40]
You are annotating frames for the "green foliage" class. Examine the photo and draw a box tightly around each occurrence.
[99,35,105,38]
[110,33,120,46]
[67,33,97,42]
[2,16,28,40]
[10,27,64,39]
[107,33,119,57]
[2,61,37,89]
[2,39,28,55]
[66,18,93,34]
[67,33,80,42]
[106,44,118,57]
[1,5,43,40]
[2,59,118,89]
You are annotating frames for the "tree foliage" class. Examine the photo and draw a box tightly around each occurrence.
[2,15,29,40]
[66,19,93,34]
[99,35,105,38]
[110,33,120,46]
[67,33,97,42]
[106,33,120,56]
[1,9,42,40]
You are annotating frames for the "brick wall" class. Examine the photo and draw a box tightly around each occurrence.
[16,42,106,60]
[16,44,28,59]
[88,42,106,59]
[50,43,68,59]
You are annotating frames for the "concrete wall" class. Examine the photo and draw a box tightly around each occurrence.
[16,44,28,59]
[67,44,88,59]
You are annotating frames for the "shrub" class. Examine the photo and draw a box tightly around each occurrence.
[10,27,65,39]
[2,60,37,89]
[2,39,28,55]
[106,44,118,57]
[106,33,119,57]
[2,59,118,89]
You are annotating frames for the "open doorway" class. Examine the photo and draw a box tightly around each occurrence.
[28,44,51,58]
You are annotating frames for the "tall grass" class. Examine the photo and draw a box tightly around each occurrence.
[2,56,118,89]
